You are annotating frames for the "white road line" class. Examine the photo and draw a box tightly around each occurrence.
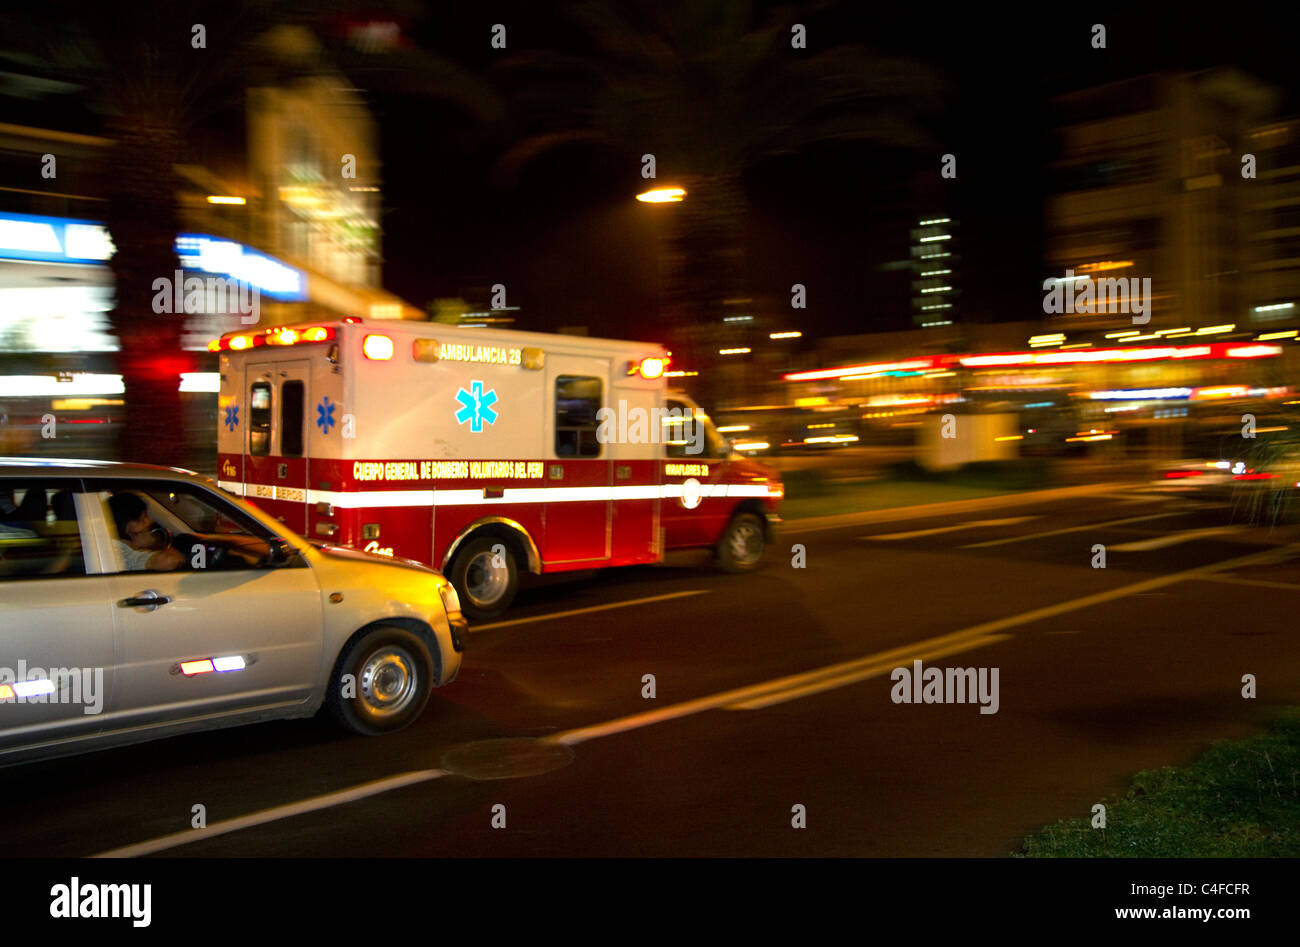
[542,541,1300,746]
[1110,526,1246,552]
[93,769,448,858]
[961,512,1183,548]
[96,540,1300,857]
[472,589,709,632]
[862,516,1039,542]
[723,634,1011,710]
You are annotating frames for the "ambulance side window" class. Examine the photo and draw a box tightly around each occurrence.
[663,400,692,458]
[249,382,272,456]
[282,381,305,457]
[555,375,602,458]
[663,400,721,458]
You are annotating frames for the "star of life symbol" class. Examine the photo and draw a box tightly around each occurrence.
[316,396,336,433]
[223,405,239,432]
[455,380,499,433]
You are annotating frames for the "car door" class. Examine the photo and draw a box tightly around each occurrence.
[0,477,114,754]
[88,477,323,730]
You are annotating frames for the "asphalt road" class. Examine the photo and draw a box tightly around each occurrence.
[4,483,1299,857]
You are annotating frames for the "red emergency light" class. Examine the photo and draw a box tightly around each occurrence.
[210,326,337,352]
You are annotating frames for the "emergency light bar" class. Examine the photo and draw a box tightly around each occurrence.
[209,326,337,352]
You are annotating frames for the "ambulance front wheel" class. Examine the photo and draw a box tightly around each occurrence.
[717,512,766,573]
[450,536,519,620]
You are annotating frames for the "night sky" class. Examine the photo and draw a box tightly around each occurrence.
[369,3,1300,347]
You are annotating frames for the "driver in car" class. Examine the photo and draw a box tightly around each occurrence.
[108,491,270,571]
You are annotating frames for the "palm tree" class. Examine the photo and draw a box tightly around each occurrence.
[493,0,949,379]
[1,1,310,466]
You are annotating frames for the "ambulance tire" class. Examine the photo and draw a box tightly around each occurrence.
[717,512,766,573]
[326,625,434,736]
[450,536,519,620]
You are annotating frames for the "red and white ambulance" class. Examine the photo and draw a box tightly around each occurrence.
[213,318,782,618]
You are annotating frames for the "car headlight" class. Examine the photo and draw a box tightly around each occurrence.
[438,582,462,617]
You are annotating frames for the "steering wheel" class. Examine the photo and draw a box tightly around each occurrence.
[171,532,227,570]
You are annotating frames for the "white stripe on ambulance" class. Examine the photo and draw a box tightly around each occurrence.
[217,480,776,508]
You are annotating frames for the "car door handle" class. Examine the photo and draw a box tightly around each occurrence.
[118,591,171,610]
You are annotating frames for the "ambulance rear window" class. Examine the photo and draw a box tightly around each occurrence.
[250,382,271,456]
[555,375,602,458]
[282,381,305,457]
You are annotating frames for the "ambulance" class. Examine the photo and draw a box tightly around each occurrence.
[213,318,783,618]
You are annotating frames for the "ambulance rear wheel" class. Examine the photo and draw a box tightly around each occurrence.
[717,512,766,573]
[451,537,519,620]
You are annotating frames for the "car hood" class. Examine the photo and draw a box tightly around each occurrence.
[311,542,439,575]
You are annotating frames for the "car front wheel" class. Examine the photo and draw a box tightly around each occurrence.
[327,626,434,735]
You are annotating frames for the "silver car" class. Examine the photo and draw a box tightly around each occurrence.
[0,458,465,764]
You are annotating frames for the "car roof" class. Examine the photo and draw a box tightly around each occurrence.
[0,458,203,481]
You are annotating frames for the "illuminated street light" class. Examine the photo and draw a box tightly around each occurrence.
[206,195,246,205]
[769,331,802,339]
[636,187,686,203]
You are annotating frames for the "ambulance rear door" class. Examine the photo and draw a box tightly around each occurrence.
[244,359,311,534]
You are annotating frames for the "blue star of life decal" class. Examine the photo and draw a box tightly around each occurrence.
[223,404,239,432]
[455,380,499,433]
[316,396,336,433]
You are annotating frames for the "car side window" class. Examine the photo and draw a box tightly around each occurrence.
[0,480,87,579]
[92,480,299,574]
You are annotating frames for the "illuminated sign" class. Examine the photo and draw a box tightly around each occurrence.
[352,460,544,482]
[0,212,115,264]
[0,217,306,304]
[175,234,306,301]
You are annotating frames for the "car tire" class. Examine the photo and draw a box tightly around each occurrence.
[326,625,434,735]
[717,512,766,573]
[449,536,519,620]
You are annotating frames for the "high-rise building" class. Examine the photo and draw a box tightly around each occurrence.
[911,215,958,328]
[1046,70,1278,333]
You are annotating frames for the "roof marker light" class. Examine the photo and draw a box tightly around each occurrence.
[180,659,215,676]
[363,334,394,360]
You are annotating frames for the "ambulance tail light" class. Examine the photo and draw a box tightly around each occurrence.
[363,334,394,360]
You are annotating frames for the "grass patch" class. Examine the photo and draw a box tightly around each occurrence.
[1016,709,1300,857]
[781,480,1012,519]
[778,458,1054,520]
